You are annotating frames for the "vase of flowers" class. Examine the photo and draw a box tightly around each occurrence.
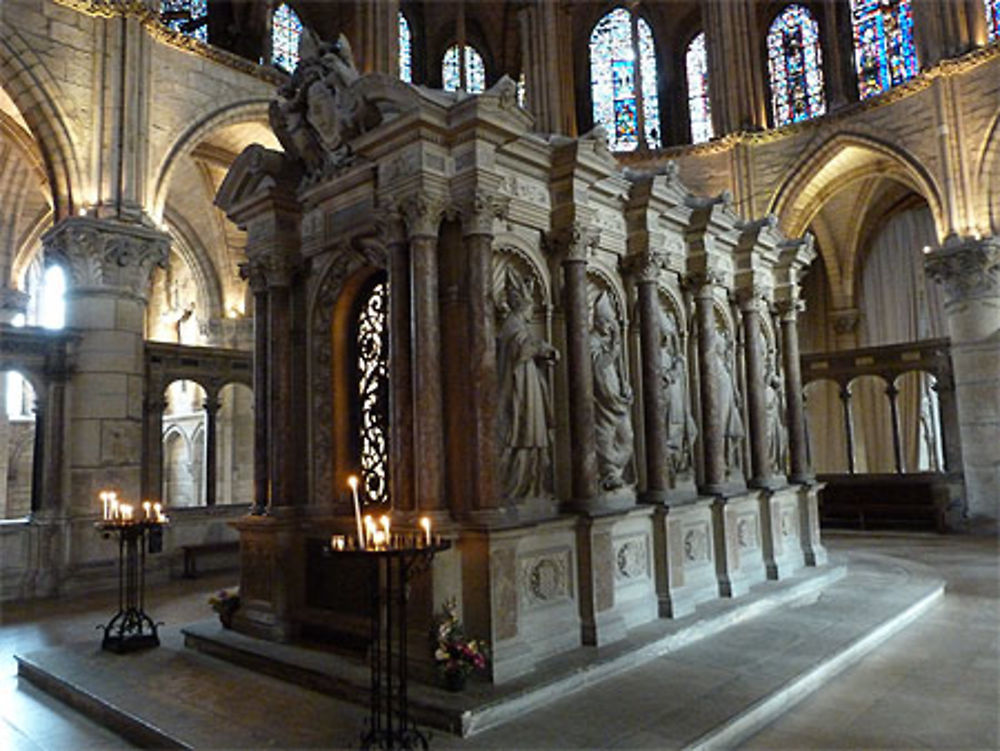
[208,588,240,628]
[432,598,488,691]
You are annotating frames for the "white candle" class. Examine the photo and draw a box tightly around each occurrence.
[372,529,386,549]
[348,476,364,550]
[364,515,375,550]
[331,534,346,551]
[110,498,120,520]
[143,501,152,520]
[120,503,133,522]
[420,516,431,547]
[100,491,109,520]
[380,515,391,546]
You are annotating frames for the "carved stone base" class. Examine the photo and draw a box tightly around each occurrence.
[463,518,581,684]
[797,483,828,567]
[653,498,719,618]
[713,493,769,598]
[760,487,807,580]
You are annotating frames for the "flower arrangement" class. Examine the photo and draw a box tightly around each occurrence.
[432,598,488,690]
[208,587,240,628]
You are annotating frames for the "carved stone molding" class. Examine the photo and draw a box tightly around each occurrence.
[459,190,510,237]
[547,222,600,262]
[42,217,169,299]
[925,237,1000,304]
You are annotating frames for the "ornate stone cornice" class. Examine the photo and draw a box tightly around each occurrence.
[42,217,169,299]
[547,222,600,262]
[459,191,510,237]
[924,236,1000,305]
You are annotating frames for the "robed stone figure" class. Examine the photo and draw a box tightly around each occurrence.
[591,292,634,490]
[659,307,697,474]
[497,271,558,500]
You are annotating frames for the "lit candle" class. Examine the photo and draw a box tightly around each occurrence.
[372,529,386,549]
[110,498,120,521]
[380,515,391,546]
[120,503,133,522]
[331,534,346,551]
[153,502,162,522]
[348,476,364,551]
[100,491,109,520]
[364,515,375,550]
[420,516,431,547]
[143,501,152,520]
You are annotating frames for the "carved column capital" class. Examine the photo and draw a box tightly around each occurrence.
[459,190,510,237]
[399,193,448,238]
[547,222,600,263]
[622,248,668,283]
[774,298,805,321]
[831,307,860,335]
[42,217,169,300]
[735,285,770,312]
[240,250,295,288]
[924,236,1000,305]
[683,270,724,298]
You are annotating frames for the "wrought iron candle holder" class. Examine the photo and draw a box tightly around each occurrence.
[95,519,165,653]
[327,535,450,751]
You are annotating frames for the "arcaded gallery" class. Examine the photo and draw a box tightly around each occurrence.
[0,0,997,748]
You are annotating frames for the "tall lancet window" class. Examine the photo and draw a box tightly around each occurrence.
[589,7,661,151]
[398,12,413,82]
[161,0,208,43]
[987,0,1000,41]
[442,44,486,93]
[686,32,713,144]
[272,3,303,73]
[767,5,826,126]
[355,278,390,505]
[850,0,918,99]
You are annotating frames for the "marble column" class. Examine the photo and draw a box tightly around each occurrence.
[776,301,810,483]
[554,224,600,509]
[738,291,771,487]
[203,394,220,507]
[690,273,726,492]
[401,195,447,513]
[243,265,270,515]
[459,192,508,519]
[925,236,1000,521]
[43,217,168,515]
[267,270,294,509]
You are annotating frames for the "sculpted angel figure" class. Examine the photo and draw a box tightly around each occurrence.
[591,292,634,490]
[496,270,558,500]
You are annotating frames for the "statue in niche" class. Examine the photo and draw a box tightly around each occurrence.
[716,329,745,473]
[658,306,697,475]
[591,291,634,490]
[496,269,559,500]
[764,344,786,474]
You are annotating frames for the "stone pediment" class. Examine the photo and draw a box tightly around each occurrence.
[214,145,301,217]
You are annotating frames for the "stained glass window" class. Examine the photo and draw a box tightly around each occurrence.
[272,3,303,73]
[398,12,412,82]
[161,0,208,44]
[987,0,1000,41]
[850,0,919,99]
[442,44,486,93]
[356,280,390,505]
[686,32,713,144]
[589,7,660,152]
[767,5,826,126]
[517,71,526,107]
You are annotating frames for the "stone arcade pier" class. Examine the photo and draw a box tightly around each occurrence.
[215,34,827,684]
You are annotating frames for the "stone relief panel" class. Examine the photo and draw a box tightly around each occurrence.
[493,248,557,503]
[519,548,573,609]
[735,512,759,551]
[614,534,650,582]
[682,521,711,564]
[779,505,799,540]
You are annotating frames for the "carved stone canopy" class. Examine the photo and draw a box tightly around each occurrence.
[42,216,169,299]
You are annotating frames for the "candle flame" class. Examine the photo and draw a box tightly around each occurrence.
[347,475,359,490]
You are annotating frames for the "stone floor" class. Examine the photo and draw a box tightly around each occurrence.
[1,531,997,750]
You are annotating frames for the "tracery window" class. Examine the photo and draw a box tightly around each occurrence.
[272,3,303,73]
[850,0,919,99]
[355,279,390,505]
[987,0,1000,42]
[160,0,208,43]
[767,5,826,126]
[589,7,661,152]
[685,32,713,144]
[398,12,413,82]
[442,44,486,93]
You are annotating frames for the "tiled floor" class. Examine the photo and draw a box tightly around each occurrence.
[1,531,997,750]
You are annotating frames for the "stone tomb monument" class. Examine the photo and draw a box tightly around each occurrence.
[215,32,826,685]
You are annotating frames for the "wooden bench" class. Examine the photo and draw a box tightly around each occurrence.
[181,541,239,579]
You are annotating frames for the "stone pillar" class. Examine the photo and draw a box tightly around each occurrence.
[203,394,219,507]
[517,0,576,136]
[42,217,169,515]
[401,195,447,513]
[141,396,165,503]
[925,236,1000,521]
[553,224,600,509]
[239,264,270,515]
[459,191,508,520]
[703,0,767,134]
[690,273,726,492]
[738,291,771,487]
[776,301,810,483]
[267,271,295,509]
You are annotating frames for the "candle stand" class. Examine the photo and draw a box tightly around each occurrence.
[328,538,450,751]
[96,520,164,653]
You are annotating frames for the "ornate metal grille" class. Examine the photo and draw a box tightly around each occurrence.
[357,281,390,504]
